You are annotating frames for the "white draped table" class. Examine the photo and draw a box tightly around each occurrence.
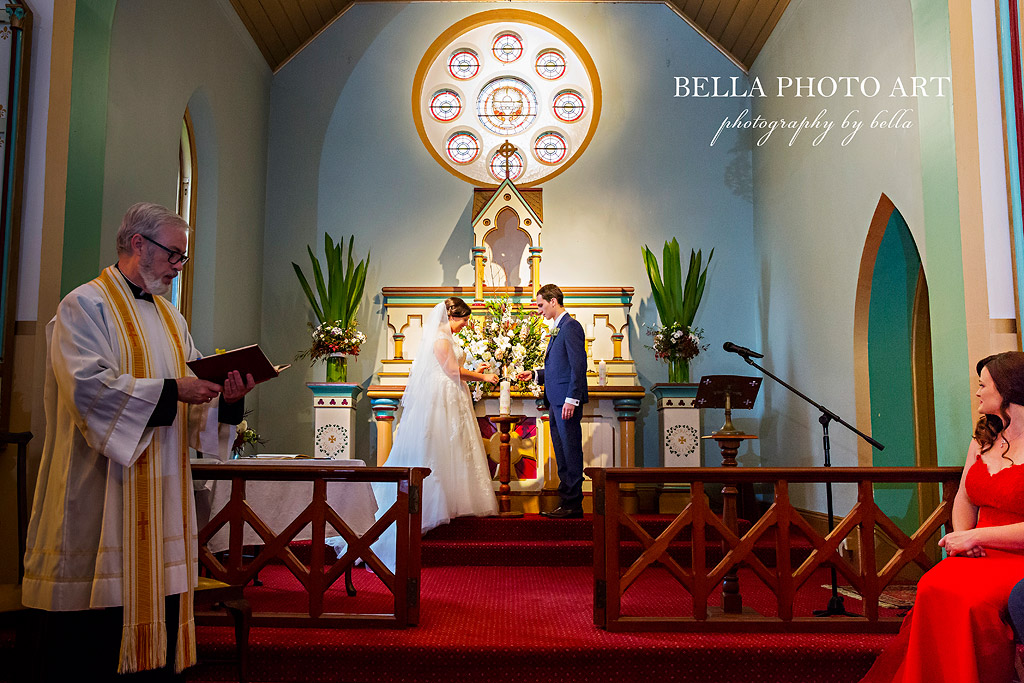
[192,457,378,553]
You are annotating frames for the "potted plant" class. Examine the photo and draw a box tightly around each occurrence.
[641,238,712,383]
[293,234,369,382]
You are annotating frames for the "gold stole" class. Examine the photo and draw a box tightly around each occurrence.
[94,266,196,674]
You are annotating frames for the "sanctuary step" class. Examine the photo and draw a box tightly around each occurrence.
[291,514,815,567]
[185,564,896,683]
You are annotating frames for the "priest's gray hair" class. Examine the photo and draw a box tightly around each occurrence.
[115,202,190,255]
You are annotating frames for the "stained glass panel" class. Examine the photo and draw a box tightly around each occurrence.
[534,132,567,164]
[477,77,538,135]
[446,131,480,164]
[489,149,524,181]
[448,49,480,80]
[553,90,585,122]
[492,32,523,63]
[430,89,462,122]
[535,50,566,80]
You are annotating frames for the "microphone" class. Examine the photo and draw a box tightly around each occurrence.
[723,341,764,359]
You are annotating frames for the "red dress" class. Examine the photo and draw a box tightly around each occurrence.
[860,455,1024,683]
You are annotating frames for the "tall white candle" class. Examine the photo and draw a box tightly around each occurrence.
[598,360,607,386]
[499,379,511,415]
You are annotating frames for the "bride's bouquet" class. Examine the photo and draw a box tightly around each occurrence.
[455,297,546,401]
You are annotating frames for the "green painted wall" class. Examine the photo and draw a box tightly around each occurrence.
[869,209,920,533]
[60,0,116,296]
[911,0,971,467]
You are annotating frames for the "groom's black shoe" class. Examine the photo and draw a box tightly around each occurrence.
[542,506,584,519]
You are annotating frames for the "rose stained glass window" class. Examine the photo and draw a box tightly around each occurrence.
[492,32,523,63]
[535,50,566,80]
[553,90,585,122]
[447,132,480,164]
[477,77,538,136]
[413,11,601,186]
[489,149,524,181]
[429,90,462,122]
[534,132,567,164]
[448,50,480,80]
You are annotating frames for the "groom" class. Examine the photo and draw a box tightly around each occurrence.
[519,284,588,519]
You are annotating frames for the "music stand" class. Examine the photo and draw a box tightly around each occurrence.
[694,375,762,436]
[694,375,761,614]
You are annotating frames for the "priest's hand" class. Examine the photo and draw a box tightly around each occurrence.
[223,371,256,403]
[177,377,222,404]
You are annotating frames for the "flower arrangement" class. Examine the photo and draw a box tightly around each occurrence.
[301,320,367,363]
[455,297,546,401]
[292,234,369,382]
[641,238,713,383]
[231,411,267,458]
[647,322,708,365]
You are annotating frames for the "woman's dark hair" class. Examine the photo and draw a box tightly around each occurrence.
[445,296,472,319]
[974,351,1024,454]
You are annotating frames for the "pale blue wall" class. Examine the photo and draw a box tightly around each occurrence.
[101,0,271,357]
[260,3,759,463]
[750,0,965,515]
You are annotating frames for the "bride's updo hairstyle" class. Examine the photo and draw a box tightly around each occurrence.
[445,296,472,319]
[974,351,1024,454]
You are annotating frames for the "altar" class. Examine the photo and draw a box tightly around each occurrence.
[366,178,645,512]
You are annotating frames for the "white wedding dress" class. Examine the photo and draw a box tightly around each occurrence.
[328,302,497,572]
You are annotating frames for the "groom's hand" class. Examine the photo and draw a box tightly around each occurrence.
[517,371,533,382]
[562,403,575,420]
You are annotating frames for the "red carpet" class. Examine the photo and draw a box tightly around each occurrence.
[190,563,898,683]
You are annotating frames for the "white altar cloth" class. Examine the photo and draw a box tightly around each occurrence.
[192,457,378,553]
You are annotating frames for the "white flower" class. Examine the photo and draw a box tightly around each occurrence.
[672,330,684,340]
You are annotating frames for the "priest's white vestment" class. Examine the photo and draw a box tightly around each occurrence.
[22,266,234,670]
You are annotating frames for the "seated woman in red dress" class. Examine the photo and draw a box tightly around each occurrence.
[861,351,1024,683]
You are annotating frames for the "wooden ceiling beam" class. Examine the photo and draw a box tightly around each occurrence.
[231,0,787,73]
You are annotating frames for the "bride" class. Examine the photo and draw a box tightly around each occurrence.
[329,297,499,571]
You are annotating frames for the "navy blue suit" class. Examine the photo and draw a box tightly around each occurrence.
[536,313,589,510]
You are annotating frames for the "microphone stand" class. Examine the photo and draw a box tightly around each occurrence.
[733,352,883,618]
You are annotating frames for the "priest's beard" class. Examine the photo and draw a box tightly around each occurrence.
[139,250,172,296]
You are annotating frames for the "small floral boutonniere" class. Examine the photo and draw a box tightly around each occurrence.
[550,327,560,338]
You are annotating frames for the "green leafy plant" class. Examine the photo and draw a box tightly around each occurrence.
[292,234,369,328]
[641,238,713,329]
[641,238,713,382]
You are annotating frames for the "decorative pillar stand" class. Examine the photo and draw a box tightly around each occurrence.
[651,384,701,513]
[370,398,400,465]
[308,383,362,459]
[489,415,526,518]
[613,398,642,514]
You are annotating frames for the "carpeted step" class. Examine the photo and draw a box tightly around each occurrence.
[184,565,899,683]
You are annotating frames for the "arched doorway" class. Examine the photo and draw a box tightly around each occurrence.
[855,195,937,537]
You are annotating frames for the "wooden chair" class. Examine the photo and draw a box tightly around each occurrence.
[194,576,252,683]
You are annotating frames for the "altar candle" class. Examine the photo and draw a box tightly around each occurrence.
[598,360,607,386]
[499,379,511,415]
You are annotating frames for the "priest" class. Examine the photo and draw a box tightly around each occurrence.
[21,202,255,681]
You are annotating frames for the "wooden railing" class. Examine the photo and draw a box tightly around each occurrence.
[588,466,961,633]
[191,462,429,628]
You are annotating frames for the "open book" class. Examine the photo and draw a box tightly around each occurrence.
[186,344,290,385]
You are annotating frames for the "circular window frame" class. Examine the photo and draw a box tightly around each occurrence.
[412,9,602,188]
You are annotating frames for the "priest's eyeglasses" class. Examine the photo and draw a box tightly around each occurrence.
[141,234,190,265]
